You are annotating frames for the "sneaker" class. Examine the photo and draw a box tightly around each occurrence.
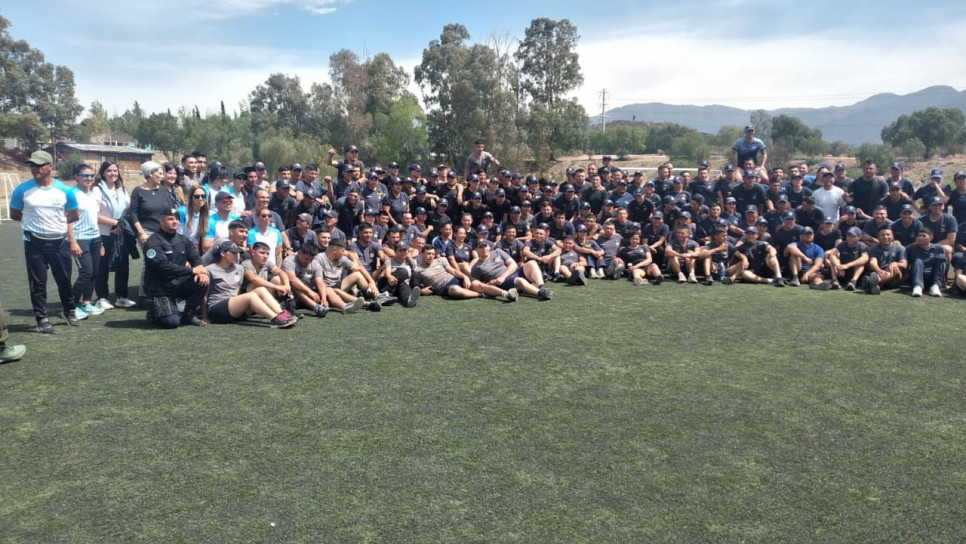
[551,273,566,283]
[595,268,605,279]
[367,299,382,312]
[406,287,420,308]
[572,269,587,286]
[809,282,831,291]
[114,297,137,308]
[928,284,943,297]
[95,298,114,310]
[0,344,26,363]
[789,277,800,287]
[80,303,104,316]
[496,289,516,302]
[344,297,364,314]
[181,313,206,326]
[314,304,329,318]
[537,286,554,300]
[506,287,519,302]
[721,276,734,285]
[652,274,663,285]
[773,277,786,287]
[36,319,56,334]
[687,274,698,284]
[844,281,856,291]
[859,276,869,291]
[830,279,841,290]
[702,276,714,286]
[72,307,89,320]
[605,260,618,278]
[62,310,81,326]
[270,311,298,328]
[612,262,625,279]
[867,272,880,295]
[678,275,688,284]
[912,285,923,298]
[633,276,648,286]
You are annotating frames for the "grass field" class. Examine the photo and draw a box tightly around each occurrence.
[1,221,965,543]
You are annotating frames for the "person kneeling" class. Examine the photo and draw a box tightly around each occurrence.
[205,241,297,328]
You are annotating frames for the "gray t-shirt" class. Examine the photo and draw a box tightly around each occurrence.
[416,259,455,293]
[314,252,355,287]
[282,253,323,287]
[205,263,244,307]
[471,249,510,282]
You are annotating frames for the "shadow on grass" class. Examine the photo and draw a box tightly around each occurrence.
[103,319,156,330]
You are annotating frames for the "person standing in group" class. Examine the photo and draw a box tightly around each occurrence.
[9,150,80,333]
[93,161,135,309]
[130,161,173,299]
[67,163,105,319]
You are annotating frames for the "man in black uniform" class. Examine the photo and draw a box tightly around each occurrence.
[143,208,209,328]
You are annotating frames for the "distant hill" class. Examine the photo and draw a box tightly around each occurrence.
[595,86,966,146]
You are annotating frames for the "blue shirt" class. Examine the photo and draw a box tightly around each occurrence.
[732,137,767,165]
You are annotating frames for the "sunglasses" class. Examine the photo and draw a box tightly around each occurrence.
[259,214,272,218]
[78,174,95,179]
[192,194,206,199]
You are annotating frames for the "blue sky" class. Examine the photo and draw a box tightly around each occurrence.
[3,0,966,120]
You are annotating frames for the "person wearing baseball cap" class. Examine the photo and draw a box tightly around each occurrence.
[142,208,209,327]
[950,171,966,225]
[785,226,826,287]
[327,144,366,183]
[918,196,958,247]
[10,150,81,332]
[826,226,870,290]
[906,227,948,297]
[731,125,767,172]
[912,167,951,214]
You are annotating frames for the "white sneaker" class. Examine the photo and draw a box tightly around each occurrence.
[95,298,114,310]
[928,284,942,297]
[911,285,923,298]
[114,297,137,308]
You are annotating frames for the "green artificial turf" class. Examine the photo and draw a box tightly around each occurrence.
[1,222,964,543]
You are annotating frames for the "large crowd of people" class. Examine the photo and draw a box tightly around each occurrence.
[5,130,966,338]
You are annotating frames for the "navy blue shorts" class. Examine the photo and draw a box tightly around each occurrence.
[434,277,462,296]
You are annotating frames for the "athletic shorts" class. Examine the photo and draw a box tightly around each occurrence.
[207,299,245,324]
[499,272,519,291]
[434,277,461,296]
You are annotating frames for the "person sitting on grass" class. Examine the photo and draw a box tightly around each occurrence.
[415,245,516,301]
[468,239,522,301]
[825,226,870,291]
[736,227,786,286]
[282,243,332,317]
[242,241,295,313]
[377,242,422,308]
[556,235,589,286]
[523,224,561,282]
[906,228,947,298]
[204,241,297,328]
[616,232,663,286]
[786,226,826,288]
[865,226,907,295]
[665,225,701,283]
[953,251,966,295]
[700,227,745,285]
[314,238,376,312]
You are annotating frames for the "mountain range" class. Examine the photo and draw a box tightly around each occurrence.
[594,85,966,146]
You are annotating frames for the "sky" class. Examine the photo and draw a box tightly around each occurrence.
[3,0,966,121]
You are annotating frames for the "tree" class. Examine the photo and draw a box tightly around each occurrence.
[669,133,706,163]
[645,123,696,154]
[248,73,311,137]
[881,107,966,158]
[712,125,744,150]
[415,24,519,168]
[854,143,896,171]
[749,110,772,141]
[899,138,926,161]
[137,112,181,160]
[770,114,826,167]
[515,18,588,167]
[0,16,83,147]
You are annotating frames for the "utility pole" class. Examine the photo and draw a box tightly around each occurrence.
[598,89,609,132]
